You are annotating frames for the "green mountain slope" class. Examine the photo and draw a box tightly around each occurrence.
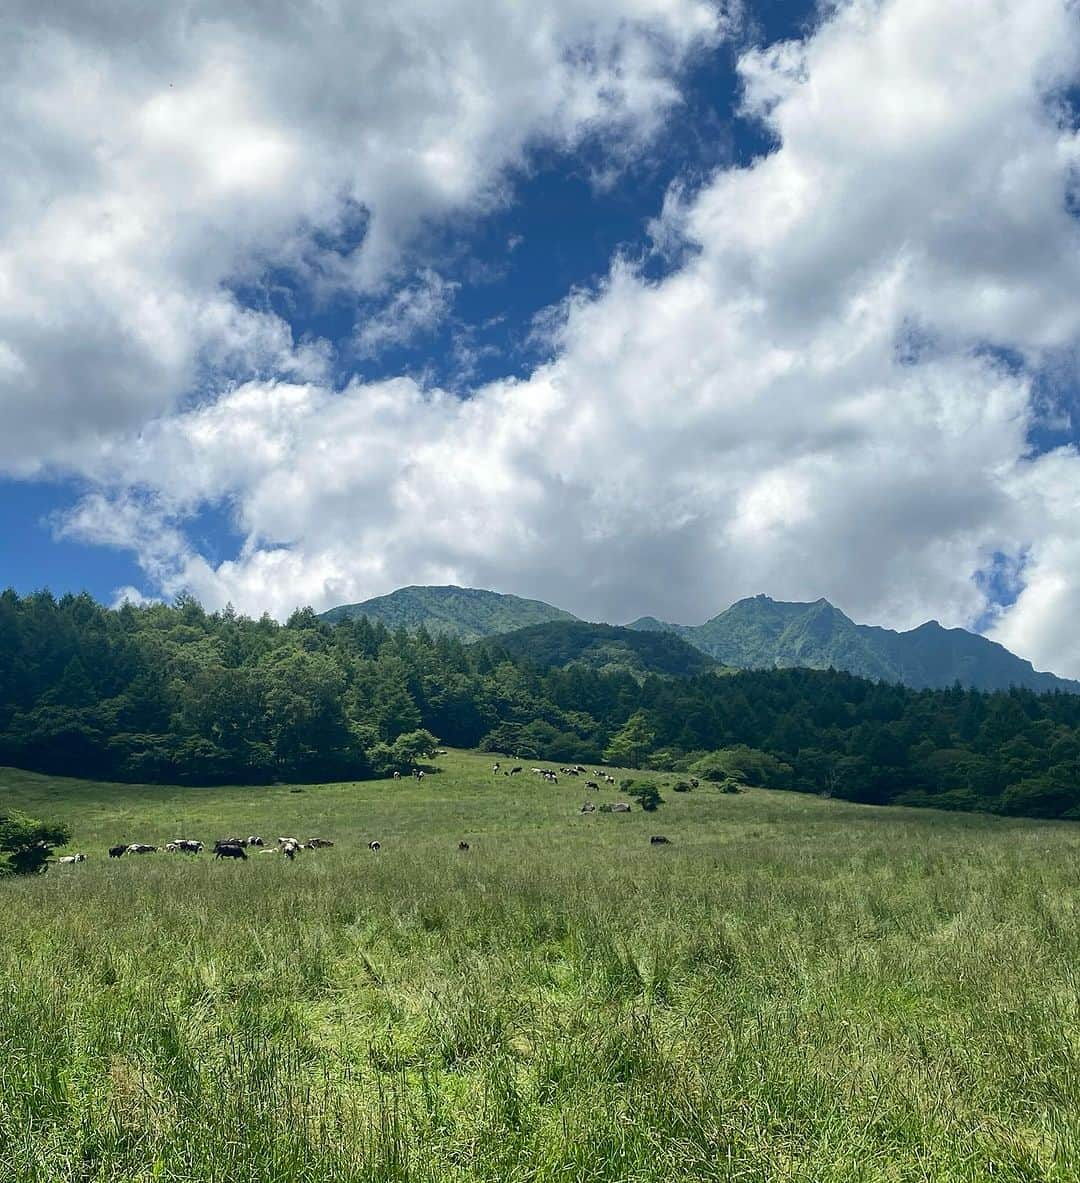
[629,594,1080,693]
[320,585,577,641]
[478,621,720,678]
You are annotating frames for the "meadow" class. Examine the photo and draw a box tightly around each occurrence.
[1,749,1078,1182]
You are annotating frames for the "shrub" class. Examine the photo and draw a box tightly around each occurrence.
[621,780,665,812]
[690,746,793,788]
[0,810,72,876]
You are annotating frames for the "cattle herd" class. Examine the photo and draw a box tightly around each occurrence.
[493,762,617,788]
[98,835,341,861]
[54,759,674,866]
[58,834,475,865]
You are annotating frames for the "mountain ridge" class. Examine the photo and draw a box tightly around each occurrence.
[475,620,720,679]
[626,593,1079,694]
[320,586,1080,694]
[319,584,577,641]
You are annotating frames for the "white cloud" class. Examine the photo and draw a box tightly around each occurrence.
[0,0,724,473]
[355,271,458,359]
[19,0,1080,677]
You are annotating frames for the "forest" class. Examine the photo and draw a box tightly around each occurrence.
[1,588,1079,820]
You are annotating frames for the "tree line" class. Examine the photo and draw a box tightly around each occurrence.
[1,588,1078,820]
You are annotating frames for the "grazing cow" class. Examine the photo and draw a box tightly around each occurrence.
[109,845,126,858]
[126,844,157,854]
[492,762,500,773]
[458,841,470,851]
[215,843,247,860]
[580,802,597,813]
[575,766,587,773]
[58,853,87,863]
[177,840,203,854]
[393,771,401,780]
[277,837,301,847]
[164,842,180,853]
[604,775,616,784]
[649,835,671,845]
[509,766,523,775]
[306,838,334,848]
[585,781,599,790]
[368,841,381,853]
[247,835,264,847]
[610,803,631,813]
[417,770,425,781]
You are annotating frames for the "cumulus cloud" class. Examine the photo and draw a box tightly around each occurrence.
[355,271,458,359]
[0,0,723,473]
[17,0,1080,676]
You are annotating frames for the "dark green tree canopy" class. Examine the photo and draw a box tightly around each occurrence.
[2,588,1080,821]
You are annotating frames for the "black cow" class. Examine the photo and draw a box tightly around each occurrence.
[649,835,671,845]
[109,845,126,858]
[509,766,523,775]
[214,843,247,860]
[458,841,470,851]
[585,781,599,790]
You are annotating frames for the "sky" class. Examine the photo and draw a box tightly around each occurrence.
[3,0,1080,671]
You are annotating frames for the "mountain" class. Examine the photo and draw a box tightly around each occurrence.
[628,594,1080,693]
[319,585,577,641]
[478,621,720,678]
[321,585,1080,694]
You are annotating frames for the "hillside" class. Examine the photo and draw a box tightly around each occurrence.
[478,620,719,678]
[320,585,577,640]
[628,594,1080,693]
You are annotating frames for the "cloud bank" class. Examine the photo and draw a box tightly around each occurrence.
[8,0,1080,675]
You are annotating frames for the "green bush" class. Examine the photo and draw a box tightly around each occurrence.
[0,810,72,875]
[621,780,664,812]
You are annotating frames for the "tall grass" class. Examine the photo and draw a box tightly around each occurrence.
[1,752,1078,1180]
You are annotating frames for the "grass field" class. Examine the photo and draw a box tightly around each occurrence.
[2,749,1079,1182]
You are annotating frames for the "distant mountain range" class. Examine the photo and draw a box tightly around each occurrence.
[625,594,1080,693]
[320,585,1080,693]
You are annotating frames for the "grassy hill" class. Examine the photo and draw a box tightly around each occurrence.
[320,584,577,640]
[3,750,1078,1180]
[629,594,1080,693]
[478,620,720,678]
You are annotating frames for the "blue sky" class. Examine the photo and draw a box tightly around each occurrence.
[2,0,1080,673]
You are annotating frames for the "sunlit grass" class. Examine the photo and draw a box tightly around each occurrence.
[1,751,1078,1180]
